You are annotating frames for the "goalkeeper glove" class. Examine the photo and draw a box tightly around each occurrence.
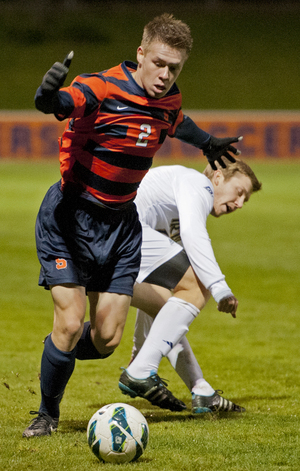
[202,135,243,170]
[40,51,74,93]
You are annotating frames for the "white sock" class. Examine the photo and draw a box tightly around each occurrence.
[131,308,211,393]
[127,297,199,379]
[192,378,215,397]
[167,335,204,391]
[130,309,154,362]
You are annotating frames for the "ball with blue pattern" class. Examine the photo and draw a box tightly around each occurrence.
[87,403,149,463]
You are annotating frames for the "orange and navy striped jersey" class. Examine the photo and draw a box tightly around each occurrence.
[50,61,185,205]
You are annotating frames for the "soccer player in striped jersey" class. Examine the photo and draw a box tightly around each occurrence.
[23,14,242,437]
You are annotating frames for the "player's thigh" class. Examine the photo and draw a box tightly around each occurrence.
[173,266,211,308]
[88,291,131,348]
[50,283,87,351]
[131,282,171,318]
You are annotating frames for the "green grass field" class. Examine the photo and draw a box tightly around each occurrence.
[0,159,299,470]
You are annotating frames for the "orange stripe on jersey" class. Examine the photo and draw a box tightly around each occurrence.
[84,184,138,204]
[80,155,150,184]
[60,85,87,118]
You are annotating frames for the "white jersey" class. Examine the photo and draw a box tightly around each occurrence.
[135,165,233,303]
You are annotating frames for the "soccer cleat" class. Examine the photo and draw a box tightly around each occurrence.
[22,411,59,438]
[119,369,186,412]
[192,390,246,414]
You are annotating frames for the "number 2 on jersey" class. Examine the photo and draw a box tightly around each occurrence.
[136,124,151,147]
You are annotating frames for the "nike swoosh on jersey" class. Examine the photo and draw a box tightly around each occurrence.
[117,106,129,110]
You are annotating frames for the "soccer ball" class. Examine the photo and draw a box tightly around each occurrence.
[87,403,149,463]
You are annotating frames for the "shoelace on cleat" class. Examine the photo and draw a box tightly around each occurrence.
[27,411,55,428]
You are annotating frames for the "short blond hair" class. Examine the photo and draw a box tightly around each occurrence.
[141,13,193,56]
[203,159,262,193]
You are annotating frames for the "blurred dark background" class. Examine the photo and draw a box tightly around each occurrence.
[0,0,299,110]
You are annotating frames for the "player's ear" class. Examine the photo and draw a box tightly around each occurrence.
[213,169,223,186]
[137,46,145,65]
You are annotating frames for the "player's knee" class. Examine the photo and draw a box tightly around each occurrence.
[93,324,123,352]
[59,318,83,340]
[100,332,122,350]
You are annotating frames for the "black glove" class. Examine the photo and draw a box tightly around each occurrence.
[41,51,74,93]
[202,135,243,170]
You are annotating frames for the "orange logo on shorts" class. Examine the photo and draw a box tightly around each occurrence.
[55,258,67,270]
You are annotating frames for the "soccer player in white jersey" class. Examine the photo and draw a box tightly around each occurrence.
[117,159,262,412]
[75,159,261,412]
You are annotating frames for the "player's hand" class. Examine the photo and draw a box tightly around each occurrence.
[41,51,74,93]
[217,295,238,318]
[202,136,243,170]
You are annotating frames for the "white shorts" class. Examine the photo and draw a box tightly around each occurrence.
[136,223,189,289]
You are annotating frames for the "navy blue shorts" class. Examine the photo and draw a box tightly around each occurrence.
[36,181,142,296]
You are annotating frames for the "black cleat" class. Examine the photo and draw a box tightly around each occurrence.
[22,411,59,438]
[192,390,246,414]
[119,369,186,412]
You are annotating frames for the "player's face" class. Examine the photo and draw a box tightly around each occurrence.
[133,41,188,99]
[211,171,253,217]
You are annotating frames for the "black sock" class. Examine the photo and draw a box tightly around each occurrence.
[76,321,112,360]
[39,335,76,419]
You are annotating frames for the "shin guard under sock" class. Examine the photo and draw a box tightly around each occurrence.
[39,335,76,418]
[127,297,199,379]
[76,322,112,360]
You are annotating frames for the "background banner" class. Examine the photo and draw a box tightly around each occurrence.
[0,110,299,161]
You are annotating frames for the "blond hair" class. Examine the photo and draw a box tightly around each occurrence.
[203,159,262,193]
[141,13,193,56]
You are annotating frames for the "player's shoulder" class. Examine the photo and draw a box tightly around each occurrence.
[148,165,211,190]
[171,165,208,182]
[149,165,203,179]
[71,71,106,89]
[171,166,214,198]
[72,63,123,84]
[102,62,126,79]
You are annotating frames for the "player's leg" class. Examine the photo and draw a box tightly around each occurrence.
[119,293,198,410]
[121,260,245,412]
[127,225,192,369]
[130,278,208,385]
[131,281,172,319]
[88,291,131,356]
[40,284,86,412]
[24,181,94,438]
[75,201,142,361]
[124,266,203,380]
[153,269,245,412]
[130,282,205,387]
[23,284,87,438]
[75,281,170,361]
[51,284,87,351]
[75,224,175,361]
[119,228,199,410]
[130,308,156,363]
[119,261,201,410]
[130,305,215,398]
